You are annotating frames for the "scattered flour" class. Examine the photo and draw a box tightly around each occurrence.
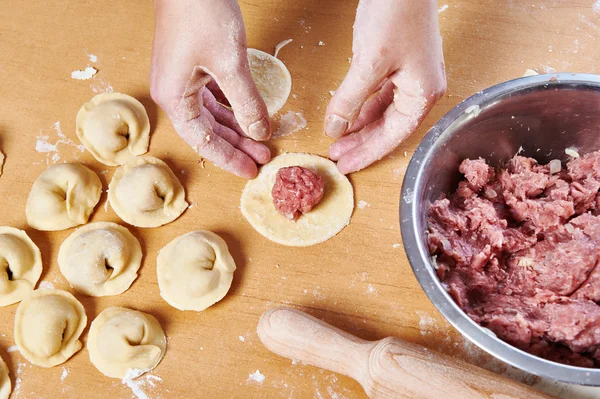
[594,0,600,13]
[88,54,98,63]
[417,311,440,336]
[38,281,55,290]
[13,360,27,397]
[247,370,265,384]
[272,111,307,139]
[238,336,246,342]
[7,345,18,353]
[438,4,449,13]
[121,369,162,399]
[392,243,402,248]
[365,284,377,294]
[60,367,69,382]
[35,121,85,164]
[91,76,114,93]
[71,66,98,80]
[357,200,370,209]
[318,41,325,46]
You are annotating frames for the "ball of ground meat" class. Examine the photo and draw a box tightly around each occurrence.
[272,166,324,220]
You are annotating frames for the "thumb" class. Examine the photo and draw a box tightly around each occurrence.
[214,52,271,141]
[324,62,386,138]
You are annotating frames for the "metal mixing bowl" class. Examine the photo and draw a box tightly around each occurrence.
[400,73,600,386]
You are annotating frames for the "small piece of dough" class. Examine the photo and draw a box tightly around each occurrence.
[0,354,10,399]
[241,153,354,246]
[248,48,292,116]
[15,289,87,368]
[157,230,236,311]
[109,156,188,228]
[58,222,142,296]
[0,227,42,307]
[0,150,4,177]
[76,93,150,166]
[26,163,102,231]
[87,307,166,379]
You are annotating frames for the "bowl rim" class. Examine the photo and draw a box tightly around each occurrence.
[400,72,600,386]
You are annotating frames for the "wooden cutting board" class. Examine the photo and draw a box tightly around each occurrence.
[0,1,598,398]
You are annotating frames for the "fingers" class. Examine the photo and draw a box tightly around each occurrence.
[347,80,395,134]
[215,55,271,141]
[201,88,244,136]
[324,62,387,138]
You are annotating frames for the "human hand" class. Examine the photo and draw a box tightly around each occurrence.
[150,0,271,179]
[325,0,446,174]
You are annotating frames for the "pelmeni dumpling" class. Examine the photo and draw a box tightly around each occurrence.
[109,156,188,228]
[0,354,10,399]
[58,222,142,296]
[15,289,87,368]
[26,163,102,231]
[87,307,166,379]
[0,227,42,307]
[157,230,236,311]
[76,93,150,166]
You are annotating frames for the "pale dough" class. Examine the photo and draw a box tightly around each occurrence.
[0,227,42,307]
[26,163,102,231]
[240,153,354,246]
[0,150,4,177]
[109,155,188,228]
[157,230,236,311]
[248,48,292,117]
[0,354,10,399]
[76,92,150,166]
[87,307,166,379]
[15,289,87,368]
[58,222,142,296]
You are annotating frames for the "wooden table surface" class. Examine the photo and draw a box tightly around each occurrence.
[1,1,599,398]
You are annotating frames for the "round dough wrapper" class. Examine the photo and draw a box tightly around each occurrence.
[15,289,87,368]
[26,163,102,231]
[76,93,150,166]
[58,222,142,297]
[248,48,292,117]
[109,156,188,228]
[241,153,354,246]
[0,227,42,307]
[87,307,166,379]
[0,354,10,399]
[157,230,236,311]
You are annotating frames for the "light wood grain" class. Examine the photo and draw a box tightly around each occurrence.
[0,1,598,398]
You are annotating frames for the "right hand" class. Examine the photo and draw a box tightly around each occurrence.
[150,0,271,179]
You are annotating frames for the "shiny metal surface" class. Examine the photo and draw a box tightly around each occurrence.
[400,73,600,386]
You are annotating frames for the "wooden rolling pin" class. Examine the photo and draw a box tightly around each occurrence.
[257,307,554,399]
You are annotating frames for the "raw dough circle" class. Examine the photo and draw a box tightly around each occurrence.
[58,222,142,297]
[0,354,10,399]
[76,92,150,166]
[14,289,87,368]
[248,48,292,117]
[87,307,166,379]
[109,156,188,228]
[241,153,354,246]
[157,230,236,311]
[26,163,102,231]
[0,227,42,307]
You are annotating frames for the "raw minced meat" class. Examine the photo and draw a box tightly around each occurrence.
[428,152,600,368]
[272,166,324,221]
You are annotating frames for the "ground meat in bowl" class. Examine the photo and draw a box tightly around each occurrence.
[272,166,324,220]
[427,151,600,368]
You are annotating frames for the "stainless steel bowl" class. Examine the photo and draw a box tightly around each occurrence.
[400,73,600,386]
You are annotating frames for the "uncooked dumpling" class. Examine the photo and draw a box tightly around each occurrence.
[248,48,292,116]
[0,227,42,307]
[109,156,188,228]
[26,163,102,231]
[240,153,354,246]
[58,222,142,296]
[87,307,166,379]
[76,93,150,166]
[0,354,10,399]
[157,230,236,311]
[14,289,87,368]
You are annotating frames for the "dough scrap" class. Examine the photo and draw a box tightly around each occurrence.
[26,163,102,231]
[76,93,150,166]
[241,153,354,246]
[0,150,4,177]
[15,289,87,368]
[248,48,292,117]
[58,222,142,296]
[109,156,188,228]
[0,354,10,399]
[0,227,42,307]
[157,230,236,311]
[87,307,166,379]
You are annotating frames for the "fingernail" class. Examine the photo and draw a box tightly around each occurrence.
[325,114,348,138]
[248,118,270,141]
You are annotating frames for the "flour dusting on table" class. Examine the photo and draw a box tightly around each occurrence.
[247,370,265,384]
[71,66,97,80]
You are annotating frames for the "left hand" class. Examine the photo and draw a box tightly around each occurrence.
[324,0,447,174]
